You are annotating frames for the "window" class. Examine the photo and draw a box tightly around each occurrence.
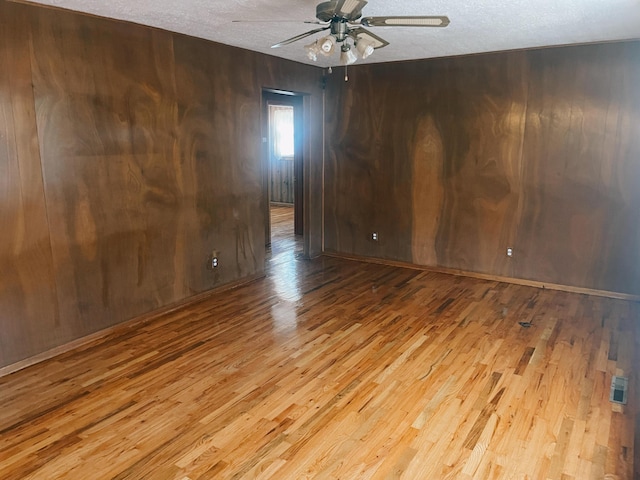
[269,105,294,159]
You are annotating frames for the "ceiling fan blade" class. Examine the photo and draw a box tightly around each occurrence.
[348,27,389,49]
[361,16,450,27]
[334,0,368,20]
[233,20,324,25]
[271,26,331,48]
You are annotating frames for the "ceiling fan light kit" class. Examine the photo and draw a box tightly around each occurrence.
[304,41,320,61]
[319,35,337,54]
[340,44,358,65]
[270,0,449,79]
[304,35,338,61]
[356,38,375,59]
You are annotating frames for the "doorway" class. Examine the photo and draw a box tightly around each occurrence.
[262,91,304,253]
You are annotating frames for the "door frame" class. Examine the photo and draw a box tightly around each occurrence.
[262,89,304,245]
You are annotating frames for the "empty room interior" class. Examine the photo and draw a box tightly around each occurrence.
[1,0,640,478]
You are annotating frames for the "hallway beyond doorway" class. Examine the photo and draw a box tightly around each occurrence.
[268,204,302,261]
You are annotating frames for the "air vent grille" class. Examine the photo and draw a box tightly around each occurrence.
[610,376,628,405]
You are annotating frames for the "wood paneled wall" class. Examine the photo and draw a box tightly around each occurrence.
[0,0,323,368]
[0,3,60,364]
[270,158,295,204]
[325,43,640,296]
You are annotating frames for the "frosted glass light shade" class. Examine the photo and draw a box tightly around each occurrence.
[340,46,357,65]
[356,39,375,59]
[318,35,336,55]
[304,41,321,61]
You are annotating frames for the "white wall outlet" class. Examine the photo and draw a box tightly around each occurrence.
[209,250,219,269]
[506,247,513,257]
[372,232,378,241]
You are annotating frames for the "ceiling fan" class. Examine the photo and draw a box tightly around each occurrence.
[270,0,450,66]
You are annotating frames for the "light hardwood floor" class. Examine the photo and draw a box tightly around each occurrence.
[0,205,637,479]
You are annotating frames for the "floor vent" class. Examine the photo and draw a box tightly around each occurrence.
[610,376,628,405]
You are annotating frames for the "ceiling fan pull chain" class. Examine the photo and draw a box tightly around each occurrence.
[344,64,348,82]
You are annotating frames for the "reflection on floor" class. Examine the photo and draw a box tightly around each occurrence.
[269,204,301,253]
[267,203,304,303]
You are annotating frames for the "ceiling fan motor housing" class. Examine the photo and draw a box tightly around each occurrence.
[330,20,349,42]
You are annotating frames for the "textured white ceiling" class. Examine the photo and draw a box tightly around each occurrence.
[23,0,640,67]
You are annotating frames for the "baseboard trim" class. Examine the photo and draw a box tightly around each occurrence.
[322,252,640,302]
[0,273,264,378]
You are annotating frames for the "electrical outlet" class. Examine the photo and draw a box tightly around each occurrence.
[207,250,219,270]
[506,247,513,257]
[372,232,378,241]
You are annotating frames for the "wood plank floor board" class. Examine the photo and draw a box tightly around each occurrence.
[0,205,637,479]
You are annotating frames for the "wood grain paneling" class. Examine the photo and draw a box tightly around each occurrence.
[325,42,640,296]
[172,35,266,289]
[29,8,184,335]
[515,44,640,294]
[0,0,323,368]
[409,53,527,276]
[270,158,295,204]
[325,66,413,260]
[0,1,59,366]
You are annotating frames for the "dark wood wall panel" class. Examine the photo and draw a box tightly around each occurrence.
[325,42,640,295]
[270,158,295,204]
[172,36,264,288]
[325,54,528,269]
[0,2,59,366]
[409,53,528,276]
[325,67,413,259]
[0,0,323,368]
[515,44,640,293]
[29,9,183,335]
